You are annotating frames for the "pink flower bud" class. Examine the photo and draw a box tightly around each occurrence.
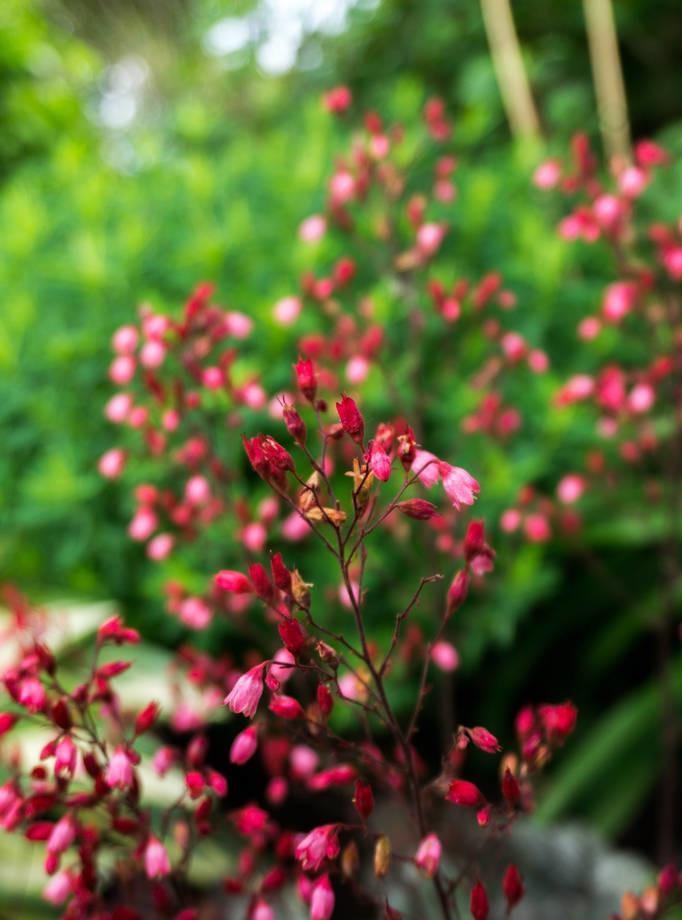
[273,296,302,326]
[43,870,72,905]
[98,448,127,479]
[140,340,166,369]
[147,533,174,561]
[144,836,171,879]
[556,474,586,505]
[415,833,442,878]
[468,727,501,753]
[269,695,304,720]
[430,641,459,673]
[368,441,392,481]
[299,214,327,243]
[105,393,133,424]
[109,354,136,385]
[47,815,76,855]
[446,779,483,807]
[533,160,561,189]
[215,570,253,594]
[310,875,335,920]
[105,747,134,790]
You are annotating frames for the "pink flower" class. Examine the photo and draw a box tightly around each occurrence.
[416,222,445,257]
[140,340,166,369]
[16,676,46,713]
[345,355,370,385]
[533,159,561,189]
[578,316,601,341]
[225,311,253,339]
[440,464,480,510]
[295,824,339,872]
[299,214,327,243]
[323,85,352,114]
[468,726,501,753]
[629,382,655,414]
[128,506,157,541]
[112,324,138,354]
[602,281,638,323]
[47,815,76,855]
[556,474,586,505]
[109,354,136,385]
[368,441,392,482]
[224,664,265,719]
[446,779,483,807]
[415,834,442,878]
[524,513,551,542]
[105,746,134,790]
[147,533,174,561]
[105,393,133,424]
[411,450,440,488]
[310,875,335,920]
[179,596,212,630]
[184,475,210,506]
[273,296,302,326]
[430,641,459,673]
[500,508,522,533]
[144,836,171,879]
[290,745,319,779]
[98,448,127,479]
[269,694,304,720]
[270,647,296,684]
[230,726,258,765]
[215,570,253,594]
[43,871,72,906]
[336,394,364,443]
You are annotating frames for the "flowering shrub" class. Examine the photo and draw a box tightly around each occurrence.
[0,88,680,920]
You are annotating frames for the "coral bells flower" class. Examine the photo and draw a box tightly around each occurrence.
[468,726,501,753]
[294,357,317,403]
[440,464,480,510]
[225,664,265,719]
[368,441,392,481]
[268,694,304,720]
[414,834,442,879]
[47,815,76,856]
[503,864,525,910]
[310,875,335,920]
[215,570,253,594]
[295,824,340,872]
[412,449,440,488]
[144,836,171,879]
[470,880,489,920]
[539,701,577,743]
[446,779,483,807]
[336,394,364,444]
[105,746,134,790]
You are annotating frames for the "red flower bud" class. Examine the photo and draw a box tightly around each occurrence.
[445,779,483,807]
[269,695,304,720]
[396,499,438,520]
[0,713,18,736]
[248,563,275,603]
[271,553,292,595]
[353,780,375,820]
[446,569,469,616]
[470,880,489,920]
[283,404,307,445]
[278,617,307,655]
[294,357,317,402]
[468,727,501,753]
[502,864,524,910]
[215,570,253,594]
[51,698,71,731]
[501,768,521,806]
[336,394,365,444]
[134,701,159,736]
[317,683,334,716]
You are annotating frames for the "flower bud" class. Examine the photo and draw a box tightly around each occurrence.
[336,395,365,444]
[316,683,334,716]
[294,358,317,403]
[470,880,489,920]
[503,864,524,910]
[446,569,469,616]
[396,499,438,520]
[353,780,374,820]
[373,835,391,878]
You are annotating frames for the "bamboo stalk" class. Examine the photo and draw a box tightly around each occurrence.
[583,0,631,161]
[479,0,541,139]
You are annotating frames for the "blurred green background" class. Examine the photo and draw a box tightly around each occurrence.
[2,0,682,900]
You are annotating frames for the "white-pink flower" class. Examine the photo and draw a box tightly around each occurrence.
[440,464,480,510]
[144,836,171,879]
[224,663,265,718]
[411,450,440,489]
